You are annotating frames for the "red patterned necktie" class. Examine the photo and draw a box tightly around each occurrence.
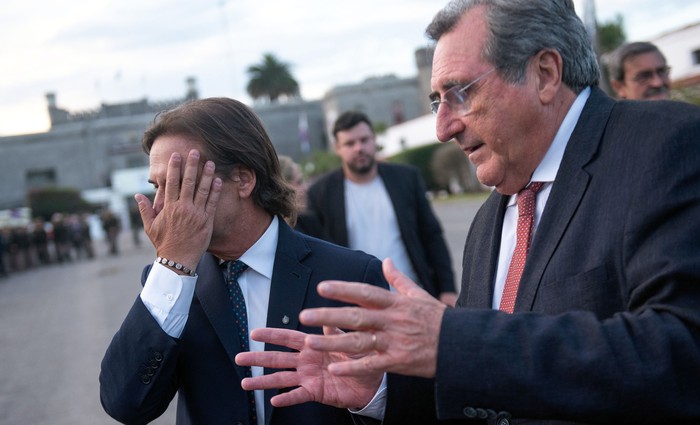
[499,182,544,313]
[225,260,257,425]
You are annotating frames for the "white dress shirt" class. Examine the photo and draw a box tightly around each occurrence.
[140,216,279,425]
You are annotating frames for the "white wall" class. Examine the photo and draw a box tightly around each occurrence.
[377,114,439,157]
[653,23,700,82]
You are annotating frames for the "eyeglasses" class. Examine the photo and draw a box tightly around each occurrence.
[430,68,496,116]
[631,66,671,84]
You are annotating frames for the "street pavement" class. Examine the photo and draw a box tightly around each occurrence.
[0,194,487,425]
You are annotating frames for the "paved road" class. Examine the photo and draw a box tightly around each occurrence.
[431,193,488,291]
[0,195,486,425]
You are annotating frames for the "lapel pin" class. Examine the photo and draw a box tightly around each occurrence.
[282,315,290,325]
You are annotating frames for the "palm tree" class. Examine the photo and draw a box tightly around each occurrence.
[246,53,300,103]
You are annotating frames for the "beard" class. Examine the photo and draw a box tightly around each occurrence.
[347,155,375,175]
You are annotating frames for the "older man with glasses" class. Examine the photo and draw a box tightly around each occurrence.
[605,41,671,100]
[237,1,700,424]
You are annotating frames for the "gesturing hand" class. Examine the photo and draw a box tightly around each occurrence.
[135,149,222,270]
[301,258,447,378]
[236,326,384,410]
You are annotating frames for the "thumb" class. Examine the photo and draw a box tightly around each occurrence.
[382,258,431,299]
[134,194,155,230]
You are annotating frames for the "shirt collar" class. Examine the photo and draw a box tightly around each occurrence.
[237,215,278,280]
[507,86,591,208]
[530,86,591,184]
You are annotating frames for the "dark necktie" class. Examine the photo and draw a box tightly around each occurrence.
[499,182,544,313]
[225,260,257,425]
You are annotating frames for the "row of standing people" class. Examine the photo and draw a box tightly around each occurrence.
[0,210,123,278]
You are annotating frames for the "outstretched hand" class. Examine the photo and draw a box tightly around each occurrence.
[235,326,383,409]
[135,149,222,270]
[301,258,447,378]
[236,259,447,411]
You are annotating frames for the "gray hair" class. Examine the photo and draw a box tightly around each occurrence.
[604,42,665,82]
[426,0,599,93]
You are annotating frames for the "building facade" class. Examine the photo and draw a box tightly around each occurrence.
[653,21,700,90]
[0,97,170,211]
[0,47,434,213]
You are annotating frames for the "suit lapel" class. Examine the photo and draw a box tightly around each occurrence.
[378,163,400,211]
[515,88,615,311]
[378,164,410,237]
[264,220,313,424]
[463,191,507,308]
[194,254,249,379]
[266,221,312,333]
[327,170,349,246]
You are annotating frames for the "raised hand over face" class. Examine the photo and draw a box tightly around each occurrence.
[136,137,222,271]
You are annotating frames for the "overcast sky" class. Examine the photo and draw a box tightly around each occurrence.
[2,0,699,136]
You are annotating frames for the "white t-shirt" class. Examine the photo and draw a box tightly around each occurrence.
[344,176,418,285]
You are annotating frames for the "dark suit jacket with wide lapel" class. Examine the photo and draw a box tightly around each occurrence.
[431,88,700,424]
[305,162,455,297]
[100,219,389,425]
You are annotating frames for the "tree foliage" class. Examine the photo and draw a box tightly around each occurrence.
[27,187,94,220]
[301,150,341,179]
[387,143,443,191]
[246,53,300,102]
[597,14,626,54]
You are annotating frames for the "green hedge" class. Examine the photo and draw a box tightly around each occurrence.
[27,187,95,220]
[386,143,443,191]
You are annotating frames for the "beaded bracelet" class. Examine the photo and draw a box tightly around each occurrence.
[156,256,197,277]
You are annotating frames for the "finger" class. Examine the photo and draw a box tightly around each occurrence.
[326,326,374,360]
[179,149,200,202]
[204,177,222,216]
[270,387,315,408]
[193,160,215,207]
[135,194,155,230]
[152,185,164,215]
[300,305,383,333]
[249,328,307,351]
[382,258,432,299]
[164,152,182,203]
[305,329,377,354]
[323,326,345,336]
[240,371,300,391]
[327,355,393,377]
[315,281,395,309]
[235,351,299,369]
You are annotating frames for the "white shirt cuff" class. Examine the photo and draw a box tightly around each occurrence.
[348,373,387,420]
[140,261,197,338]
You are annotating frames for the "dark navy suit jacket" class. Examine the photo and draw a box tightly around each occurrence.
[305,162,455,298]
[433,88,700,424]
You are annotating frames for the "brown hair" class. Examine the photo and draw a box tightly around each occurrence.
[142,97,297,223]
[332,111,374,140]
